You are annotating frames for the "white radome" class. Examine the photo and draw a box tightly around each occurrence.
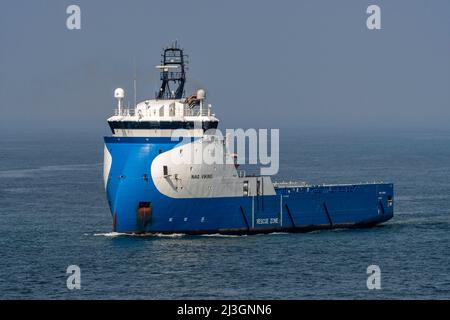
[196,89,206,100]
[114,88,125,99]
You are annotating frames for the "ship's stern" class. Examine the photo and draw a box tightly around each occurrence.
[376,183,394,223]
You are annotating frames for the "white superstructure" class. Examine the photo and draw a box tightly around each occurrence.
[108,89,219,137]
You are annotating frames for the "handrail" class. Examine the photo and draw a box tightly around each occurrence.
[114,108,136,116]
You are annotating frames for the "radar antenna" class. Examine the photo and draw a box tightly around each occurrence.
[156,41,188,99]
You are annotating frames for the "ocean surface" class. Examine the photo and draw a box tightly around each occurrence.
[0,130,449,299]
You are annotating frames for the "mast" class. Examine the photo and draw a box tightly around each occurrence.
[156,41,188,100]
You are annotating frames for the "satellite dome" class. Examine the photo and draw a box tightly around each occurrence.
[196,89,206,100]
[114,88,125,99]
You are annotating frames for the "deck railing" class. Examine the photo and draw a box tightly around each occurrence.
[113,104,214,118]
[114,108,136,116]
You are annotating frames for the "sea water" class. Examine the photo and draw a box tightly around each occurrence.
[0,130,449,299]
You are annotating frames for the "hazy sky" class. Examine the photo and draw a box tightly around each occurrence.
[1,0,449,135]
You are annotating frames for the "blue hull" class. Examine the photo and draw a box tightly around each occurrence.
[104,137,394,234]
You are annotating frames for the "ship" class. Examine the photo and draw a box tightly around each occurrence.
[103,43,394,235]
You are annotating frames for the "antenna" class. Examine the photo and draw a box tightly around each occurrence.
[133,57,137,108]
